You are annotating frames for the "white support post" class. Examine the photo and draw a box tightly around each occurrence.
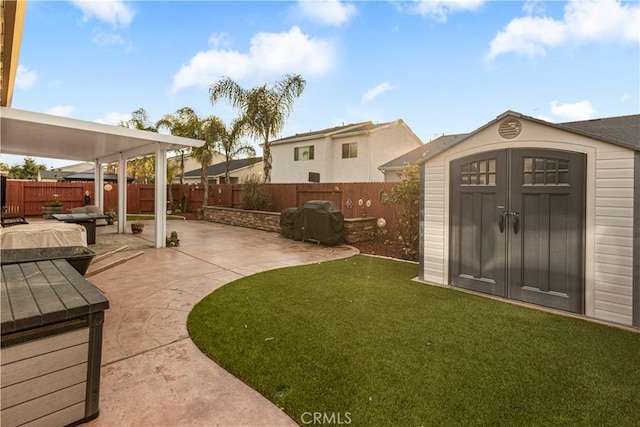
[154,144,167,248]
[118,153,127,234]
[94,160,104,210]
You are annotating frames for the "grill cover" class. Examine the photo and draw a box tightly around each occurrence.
[280,207,298,239]
[293,200,344,245]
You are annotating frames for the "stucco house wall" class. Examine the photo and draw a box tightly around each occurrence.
[420,112,638,328]
[271,120,422,183]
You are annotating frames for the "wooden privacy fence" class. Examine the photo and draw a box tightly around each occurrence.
[183,182,399,228]
[3,181,402,232]
[2,181,161,216]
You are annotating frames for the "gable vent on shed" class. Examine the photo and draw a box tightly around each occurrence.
[498,119,522,139]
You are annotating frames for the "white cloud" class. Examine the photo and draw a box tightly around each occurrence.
[69,0,135,27]
[209,33,232,49]
[523,0,546,16]
[487,0,640,60]
[536,114,554,123]
[405,0,485,22]
[15,64,38,89]
[92,27,125,46]
[550,100,597,121]
[94,111,131,125]
[172,26,334,92]
[620,93,630,102]
[362,82,396,103]
[46,105,75,117]
[487,16,566,58]
[295,0,357,26]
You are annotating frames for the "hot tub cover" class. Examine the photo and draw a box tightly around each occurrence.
[0,223,87,249]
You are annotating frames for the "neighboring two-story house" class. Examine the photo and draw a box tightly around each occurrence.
[270,120,423,183]
[182,157,263,184]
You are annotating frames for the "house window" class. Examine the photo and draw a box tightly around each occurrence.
[342,142,357,159]
[294,145,314,161]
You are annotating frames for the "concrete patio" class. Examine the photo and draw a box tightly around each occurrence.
[86,220,358,426]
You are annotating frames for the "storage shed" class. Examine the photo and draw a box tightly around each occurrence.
[418,111,639,328]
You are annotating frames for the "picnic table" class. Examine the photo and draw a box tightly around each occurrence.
[52,213,108,245]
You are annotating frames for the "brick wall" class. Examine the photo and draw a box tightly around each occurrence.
[203,206,376,243]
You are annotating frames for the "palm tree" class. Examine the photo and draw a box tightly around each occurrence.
[209,73,306,183]
[192,116,224,208]
[157,107,204,185]
[221,117,256,183]
[156,107,203,211]
[119,108,158,184]
[120,108,158,133]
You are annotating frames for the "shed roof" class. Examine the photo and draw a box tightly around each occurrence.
[380,133,468,171]
[558,114,640,148]
[418,111,640,164]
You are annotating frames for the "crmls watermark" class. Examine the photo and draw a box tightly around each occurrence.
[300,412,352,425]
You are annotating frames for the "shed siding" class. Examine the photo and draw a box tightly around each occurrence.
[422,165,445,284]
[594,149,635,325]
[420,118,636,327]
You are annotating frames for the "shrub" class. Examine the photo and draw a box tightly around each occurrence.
[384,162,420,260]
[240,174,273,211]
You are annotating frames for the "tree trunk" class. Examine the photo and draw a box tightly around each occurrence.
[225,153,231,184]
[263,131,271,183]
[180,151,185,185]
[201,166,208,209]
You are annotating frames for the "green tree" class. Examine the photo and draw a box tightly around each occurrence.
[209,73,306,183]
[7,157,47,179]
[192,116,224,208]
[118,108,158,184]
[240,174,272,211]
[157,107,205,185]
[120,108,158,132]
[220,117,256,184]
[385,162,421,261]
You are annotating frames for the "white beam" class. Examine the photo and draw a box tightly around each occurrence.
[94,160,104,210]
[154,144,167,248]
[117,153,127,234]
[98,142,169,164]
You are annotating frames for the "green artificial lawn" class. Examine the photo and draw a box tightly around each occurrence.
[188,255,640,426]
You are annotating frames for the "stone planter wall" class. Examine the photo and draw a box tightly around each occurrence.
[342,217,378,243]
[203,206,281,233]
[203,206,377,243]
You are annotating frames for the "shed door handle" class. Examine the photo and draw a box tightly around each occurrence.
[512,212,520,234]
[498,212,505,233]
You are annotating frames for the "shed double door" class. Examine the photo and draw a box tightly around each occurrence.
[449,149,585,313]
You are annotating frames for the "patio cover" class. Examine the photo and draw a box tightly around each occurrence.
[0,107,204,248]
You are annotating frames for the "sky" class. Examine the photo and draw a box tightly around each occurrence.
[2,0,639,169]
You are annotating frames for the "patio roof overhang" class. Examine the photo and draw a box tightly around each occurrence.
[0,107,204,248]
[0,107,202,162]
